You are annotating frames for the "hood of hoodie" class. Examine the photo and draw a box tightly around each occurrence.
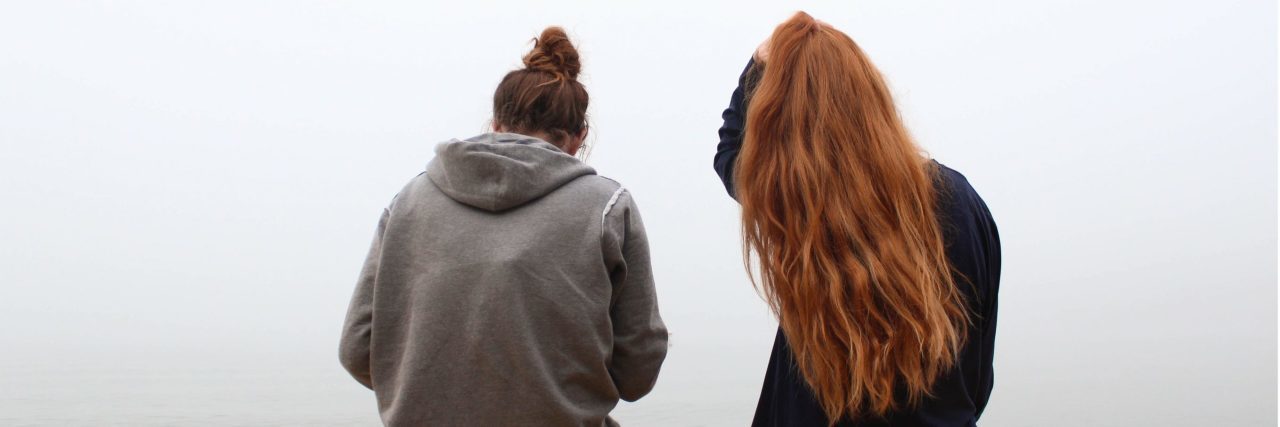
[426,133,596,212]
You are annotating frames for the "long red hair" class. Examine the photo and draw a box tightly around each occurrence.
[736,12,968,421]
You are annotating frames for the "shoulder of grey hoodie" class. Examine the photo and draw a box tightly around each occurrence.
[384,169,648,295]
[592,176,632,234]
[384,170,638,242]
[361,170,667,403]
[384,169,657,330]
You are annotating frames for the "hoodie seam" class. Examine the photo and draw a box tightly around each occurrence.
[601,187,626,239]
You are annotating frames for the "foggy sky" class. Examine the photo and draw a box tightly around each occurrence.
[0,1,1275,425]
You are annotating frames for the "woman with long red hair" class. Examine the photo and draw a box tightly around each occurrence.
[714,12,1002,426]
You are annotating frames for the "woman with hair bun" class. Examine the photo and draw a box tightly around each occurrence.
[715,12,1002,426]
[340,27,668,426]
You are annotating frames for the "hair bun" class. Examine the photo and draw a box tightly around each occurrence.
[522,27,581,80]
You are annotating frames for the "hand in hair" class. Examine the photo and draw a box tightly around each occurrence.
[754,36,772,63]
[754,13,831,63]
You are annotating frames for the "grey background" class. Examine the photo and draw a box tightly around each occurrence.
[1,1,1274,425]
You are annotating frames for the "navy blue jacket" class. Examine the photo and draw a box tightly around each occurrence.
[715,59,1002,427]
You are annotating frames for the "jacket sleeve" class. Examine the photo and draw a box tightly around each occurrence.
[338,208,389,390]
[973,196,1003,416]
[713,58,758,199]
[602,191,668,401]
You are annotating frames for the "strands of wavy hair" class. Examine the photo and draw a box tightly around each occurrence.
[736,12,969,423]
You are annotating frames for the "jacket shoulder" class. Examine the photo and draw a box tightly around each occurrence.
[933,162,986,210]
[565,174,630,201]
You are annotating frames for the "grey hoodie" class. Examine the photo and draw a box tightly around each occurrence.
[339,133,668,427]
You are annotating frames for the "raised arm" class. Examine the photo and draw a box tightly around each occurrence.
[713,58,759,199]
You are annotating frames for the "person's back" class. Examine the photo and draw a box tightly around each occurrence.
[714,12,1002,426]
[750,163,1001,426]
[339,28,668,427]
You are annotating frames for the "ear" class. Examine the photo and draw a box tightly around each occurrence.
[565,127,589,156]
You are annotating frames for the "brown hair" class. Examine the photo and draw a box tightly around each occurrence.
[493,27,588,149]
[736,12,968,422]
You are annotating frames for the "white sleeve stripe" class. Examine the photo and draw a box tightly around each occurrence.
[601,187,626,236]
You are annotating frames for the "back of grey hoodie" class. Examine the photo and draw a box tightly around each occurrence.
[339,133,668,426]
